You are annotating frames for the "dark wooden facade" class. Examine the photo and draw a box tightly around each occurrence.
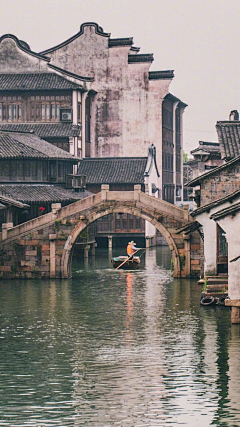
[0,91,75,151]
[0,159,72,183]
[162,95,184,204]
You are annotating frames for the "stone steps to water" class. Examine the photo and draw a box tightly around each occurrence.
[201,275,229,304]
[206,285,227,291]
[206,292,228,298]
[206,276,228,285]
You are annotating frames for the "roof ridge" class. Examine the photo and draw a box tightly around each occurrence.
[48,63,94,82]
[82,156,148,160]
[191,189,240,217]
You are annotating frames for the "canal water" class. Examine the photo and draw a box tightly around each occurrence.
[0,247,240,426]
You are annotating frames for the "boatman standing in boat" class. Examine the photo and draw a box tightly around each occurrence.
[127,241,141,257]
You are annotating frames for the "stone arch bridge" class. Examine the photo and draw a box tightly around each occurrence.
[0,186,201,279]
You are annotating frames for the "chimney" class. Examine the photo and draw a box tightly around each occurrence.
[229,110,239,121]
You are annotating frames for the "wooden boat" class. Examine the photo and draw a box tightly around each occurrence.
[111,255,141,269]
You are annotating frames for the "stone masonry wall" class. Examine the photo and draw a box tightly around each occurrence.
[200,162,240,206]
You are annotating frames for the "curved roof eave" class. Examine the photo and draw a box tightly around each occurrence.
[47,63,94,85]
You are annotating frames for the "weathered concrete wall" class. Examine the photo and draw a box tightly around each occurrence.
[0,37,49,73]
[45,24,171,169]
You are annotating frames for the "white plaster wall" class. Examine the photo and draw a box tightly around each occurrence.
[217,215,240,299]
[194,195,240,276]
[197,211,217,275]
[145,157,160,238]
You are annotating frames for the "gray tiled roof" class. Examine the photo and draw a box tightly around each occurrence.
[185,155,240,187]
[0,193,29,208]
[191,141,220,155]
[0,73,82,90]
[0,123,80,138]
[128,54,154,63]
[0,185,92,203]
[191,189,240,217]
[109,38,133,47]
[210,202,240,221]
[78,157,148,184]
[149,71,174,80]
[0,131,79,161]
[0,132,46,159]
[216,121,240,159]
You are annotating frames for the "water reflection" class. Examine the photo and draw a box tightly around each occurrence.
[126,272,133,334]
[0,247,239,426]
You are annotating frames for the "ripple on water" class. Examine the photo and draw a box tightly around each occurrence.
[0,247,238,426]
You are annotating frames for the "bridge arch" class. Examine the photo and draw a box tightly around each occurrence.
[61,205,181,278]
[0,189,197,279]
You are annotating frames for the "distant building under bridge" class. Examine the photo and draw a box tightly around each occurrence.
[77,144,164,248]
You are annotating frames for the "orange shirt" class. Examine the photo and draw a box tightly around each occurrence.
[127,244,132,255]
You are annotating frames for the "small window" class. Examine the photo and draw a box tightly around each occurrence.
[8,105,12,120]
[135,216,140,229]
[46,104,50,120]
[51,104,55,119]
[41,105,45,120]
[13,105,16,120]
[2,105,6,120]
[18,105,21,119]
[56,105,60,119]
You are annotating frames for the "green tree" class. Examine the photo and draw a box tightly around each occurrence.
[183,151,189,163]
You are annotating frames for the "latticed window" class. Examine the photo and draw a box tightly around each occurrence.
[0,102,22,121]
[218,225,228,257]
[28,95,70,122]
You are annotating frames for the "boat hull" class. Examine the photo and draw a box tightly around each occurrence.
[111,256,140,269]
